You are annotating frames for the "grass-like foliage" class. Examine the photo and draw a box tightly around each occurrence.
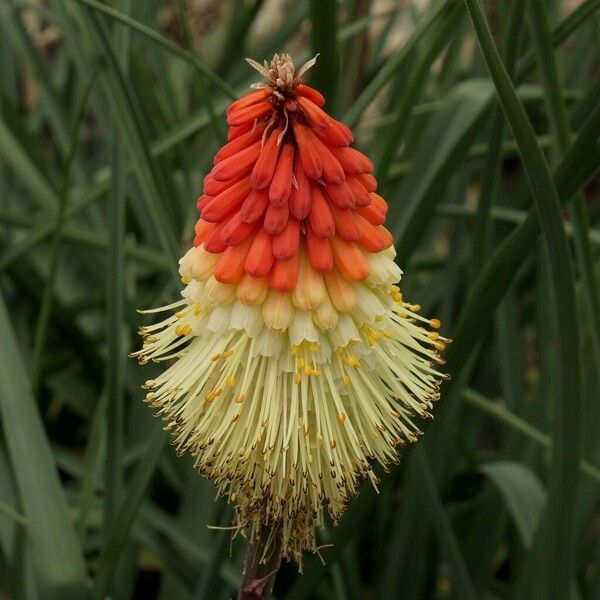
[0,0,599,598]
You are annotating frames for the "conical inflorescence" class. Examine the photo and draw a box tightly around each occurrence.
[134,54,448,561]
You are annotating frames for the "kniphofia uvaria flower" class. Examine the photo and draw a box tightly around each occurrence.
[134,54,448,562]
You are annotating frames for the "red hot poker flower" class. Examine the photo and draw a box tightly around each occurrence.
[134,53,448,562]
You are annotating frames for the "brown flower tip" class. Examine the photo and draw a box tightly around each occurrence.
[246,53,319,96]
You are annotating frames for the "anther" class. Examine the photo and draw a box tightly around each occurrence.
[345,355,360,368]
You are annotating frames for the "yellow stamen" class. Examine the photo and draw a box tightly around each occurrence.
[346,355,360,368]
[175,324,192,336]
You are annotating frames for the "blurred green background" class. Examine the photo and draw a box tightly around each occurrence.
[0,0,599,598]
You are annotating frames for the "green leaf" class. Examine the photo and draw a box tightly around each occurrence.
[528,0,600,368]
[76,393,107,537]
[31,70,98,391]
[84,10,181,267]
[471,0,527,272]
[0,116,58,210]
[91,425,167,599]
[4,2,72,158]
[0,296,88,600]
[479,461,546,548]
[343,0,452,126]
[463,3,580,598]
[463,387,600,484]
[67,0,236,98]
[376,4,463,178]
[0,500,27,529]
[0,445,33,599]
[446,95,600,372]
[104,6,129,531]
[414,447,477,600]
[391,79,493,263]
[309,0,339,109]
[140,502,241,589]
[516,0,600,79]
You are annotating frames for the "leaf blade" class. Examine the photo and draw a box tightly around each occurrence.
[0,296,88,600]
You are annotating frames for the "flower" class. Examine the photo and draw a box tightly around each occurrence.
[133,54,448,561]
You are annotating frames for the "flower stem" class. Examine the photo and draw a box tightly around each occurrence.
[238,526,283,600]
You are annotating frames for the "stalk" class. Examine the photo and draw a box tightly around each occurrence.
[238,526,283,600]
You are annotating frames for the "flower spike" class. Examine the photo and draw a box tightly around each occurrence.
[133,54,449,563]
